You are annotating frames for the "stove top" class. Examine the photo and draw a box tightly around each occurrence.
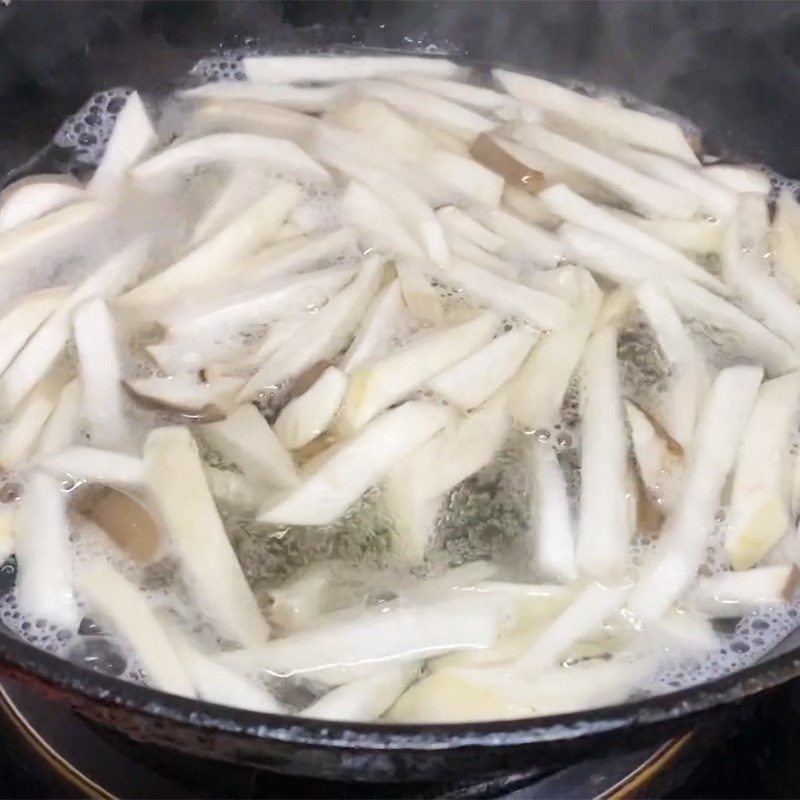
[0,674,794,799]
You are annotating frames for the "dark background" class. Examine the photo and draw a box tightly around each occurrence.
[2,1,800,175]
[0,1,798,796]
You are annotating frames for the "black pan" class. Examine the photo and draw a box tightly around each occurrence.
[1,0,800,784]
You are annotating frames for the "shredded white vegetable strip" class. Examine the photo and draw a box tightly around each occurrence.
[245,54,464,83]
[509,269,602,430]
[119,183,302,308]
[274,366,348,451]
[0,287,68,378]
[260,400,452,526]
[88,91,158,195]
[38,446,146,488]
[342,311,497,430]
[723,195,800,350]
[576,326,631,578]
[300,665,417,722]
[220,595,511,685]
[634,283,709,449]
[493,69,699,164]
[164,621,282,712]
[628,366,764,621]
[513,124,699,219]
[239,254,383,400]
[144,426,269,646]
[692,566,799,618]
[36,378,80,457]
[434,259,572,331]
[73,296,129,449]
[528,438,576,583]
[428,328,538,411]
[76,558,195,696]
[561,223,726,294]
[132,133,329,183]
[14,470,79,629]
[540,184,726,293]
[0,238,149,414]
[726,373,800,570]
[200,403,299,490]
[0,180,84,234]
[385,393,509,562]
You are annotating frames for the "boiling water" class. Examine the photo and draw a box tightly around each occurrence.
[0,49,795,712]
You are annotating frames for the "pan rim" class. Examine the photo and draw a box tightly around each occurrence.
[0,626,795,750]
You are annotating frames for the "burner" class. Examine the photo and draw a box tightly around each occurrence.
[0,677,701,799]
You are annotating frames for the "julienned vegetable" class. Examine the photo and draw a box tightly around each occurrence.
[2,53,800,726]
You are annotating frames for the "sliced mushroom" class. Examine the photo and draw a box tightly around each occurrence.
[73,485,162,563]
[122,375,243,424]
[469,133,545,195]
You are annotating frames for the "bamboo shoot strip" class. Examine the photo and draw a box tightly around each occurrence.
[628,365,763,621]
[300,665,417,722]
[0,238,149,414]
[539,183,726,293]
[399,74,515,110]
[219,595,509,683]
[36,378,81,456]
[14,471,78,629]
[38,447,147,489]
[88,91,158,195]
[726,373,800,570]
[722,196,800,351]
[73,297,129,449]
[693,566,800,618]
[182,82,349,112]
[528,438,577,583]
[0,180,84,234]
[664,278,799,377]
[479,208,562,268]
[340,280,405,374]
[244,54,464,83]
[341,311,498,430]
[385,393,509,563]
[132,133,329,183]
[514,582,630,674]
[493,69,699,163]
[771,188,800,297]
[513,125,699,219]
[144,426,269,646]
[274,366,348,451]
[509,269,602,431]
[576,326,630,578]
[76,558,195,696]
[434,259,572,331]
[118,183,302,308]
[260,400,452,526]
[199,403,300,490]
[0,287,68,378]
[427,328,538,411]
[239,254,383,399]
[634,283,709,449]
[561,224,726,294]
[165,622,282,712]
[617,148,737,220]
[0,202,107,277]
[353,81,496,140]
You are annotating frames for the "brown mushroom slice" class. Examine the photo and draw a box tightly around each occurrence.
[122,374,243,424]
[469,133,545,195]
[73,485,162,563]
